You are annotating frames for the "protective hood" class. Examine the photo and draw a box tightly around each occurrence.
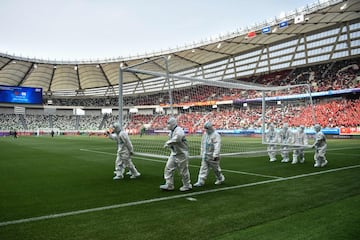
[167,117,177,130]
[112,122,121,134]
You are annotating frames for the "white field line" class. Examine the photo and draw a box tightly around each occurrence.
[0,164,359,227]
[80,148,115,156]
[80,148,283,179]
[304,146,360,152]
[217,168,283,179]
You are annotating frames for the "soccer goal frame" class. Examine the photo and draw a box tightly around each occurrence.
[118,57,316,158]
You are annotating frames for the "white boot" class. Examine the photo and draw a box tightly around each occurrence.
[128,166,141,179]
[130,172,141,179]
[194,179,205,187]
[113,174,124,180]
[215,174,225,185]
[321,160,328,167]
[179,184,192,192]
[314,160,321,168]
[160,184,174,191]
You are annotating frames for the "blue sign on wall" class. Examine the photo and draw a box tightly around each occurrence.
[279,20,288,28]
[262,26,271,34]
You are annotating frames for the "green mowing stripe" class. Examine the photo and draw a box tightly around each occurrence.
[330,153,360,157]
[216,195,360,239]
[0,164,359,228]
[325,147,360,151]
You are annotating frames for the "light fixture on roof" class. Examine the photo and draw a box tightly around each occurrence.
[12,61,17,64]
[74,66,78,71]
[96,64,100,68]
[119,62,124,68]
[217,43,222,49]
[34,64,37,69]
[340,2,347,10]
[191,49,195,53]
[53,65,57,69]
[167,55,171,60]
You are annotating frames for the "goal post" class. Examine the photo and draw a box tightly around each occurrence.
[118,58,316,159]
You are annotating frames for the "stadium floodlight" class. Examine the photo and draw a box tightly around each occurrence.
[340,2,347,10]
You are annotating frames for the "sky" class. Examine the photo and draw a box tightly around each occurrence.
[0,0,316,61]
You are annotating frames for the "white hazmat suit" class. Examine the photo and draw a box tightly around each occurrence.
[194,121,225,187]
[107,123,141,180]
[312,124,328,167]
[160,117,192,191]
[266,123,278,162]
[279,123,291,163]
[291,125,308,164]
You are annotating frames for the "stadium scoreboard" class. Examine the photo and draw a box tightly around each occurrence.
[0,85,43,104]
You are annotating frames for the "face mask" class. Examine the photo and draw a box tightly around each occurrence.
[112,123,121,133]
[206,129,214,134]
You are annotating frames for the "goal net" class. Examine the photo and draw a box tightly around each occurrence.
[118,58,315,159]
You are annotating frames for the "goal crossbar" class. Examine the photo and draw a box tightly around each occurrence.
[123,67,310,92]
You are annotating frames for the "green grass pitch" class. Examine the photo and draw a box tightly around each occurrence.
[0,135,359,240]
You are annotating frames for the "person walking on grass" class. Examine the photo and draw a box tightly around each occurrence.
[312,124,328,168]
[106,122,141,180]
[160,117,192,192]
[194,121,225,187]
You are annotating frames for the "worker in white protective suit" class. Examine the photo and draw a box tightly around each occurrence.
[291,125,308,164]
[194,121,225,187]
[160,117,192,191]
[279,123,291,163]
[106,122,141,180]
[266,123,278,162]
[312,124,328,168]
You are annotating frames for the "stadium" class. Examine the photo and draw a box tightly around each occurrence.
[0,0,359,239]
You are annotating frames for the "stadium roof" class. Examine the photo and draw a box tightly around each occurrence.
[0,0,359,96]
